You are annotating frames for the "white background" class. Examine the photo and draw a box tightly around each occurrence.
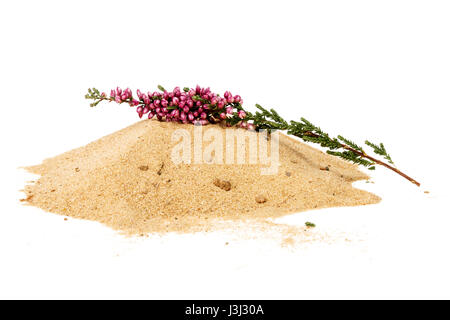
[1,0,449,299]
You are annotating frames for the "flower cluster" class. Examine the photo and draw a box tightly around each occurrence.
[86,85,252,127]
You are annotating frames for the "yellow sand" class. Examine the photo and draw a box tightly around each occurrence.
[22,120,380,235]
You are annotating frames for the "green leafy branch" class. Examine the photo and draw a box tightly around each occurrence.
[245,104,420,186]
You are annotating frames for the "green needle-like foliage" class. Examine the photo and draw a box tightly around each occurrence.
[245,104,289,131]
[305,222,316,228]
[249,104,381,169]
[337,135,365,153]
[247,103,405,176]
[85,88,103,107]
[365,140,394,164]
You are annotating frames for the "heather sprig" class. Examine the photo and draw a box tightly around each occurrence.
[86,85,244,126]
[85,85,419,187]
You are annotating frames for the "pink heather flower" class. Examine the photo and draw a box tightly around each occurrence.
[226,106,233,114]
[238,110,246,119]
[136,89,142,99]
[143,107,149,114]
[136,106,143,118]
[161,100,168,107]
[148,112,155,119]
[224,91,231,99]
[197,107,203,113]
[188,113,194,121]
[180,95,187,101]
[172,97,179,106]
[179,101,186,108]
[193,111,199,117]
[149,103,155,109]
[195,85,201,94]
[220,112,227,120]
[121,94,127,100]
[180,112,187,121]
[101,92,106,98]
[188,89,195,97]
[233,95,242,103]
[154,99,161,105]
[247,123,256,131]
[116,87,122,95]
[187,100,194,108]
[115,96,121,103]
[155,107,161,113]
[183,106,189,113]
[200,112,207,119]
[110,90,116,97]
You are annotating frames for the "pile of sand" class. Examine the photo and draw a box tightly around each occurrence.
[22,120,380,235]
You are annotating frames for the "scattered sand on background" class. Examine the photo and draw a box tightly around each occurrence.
[22,120,380,235]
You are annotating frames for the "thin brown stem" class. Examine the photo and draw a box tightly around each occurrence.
[345,146,420,186]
